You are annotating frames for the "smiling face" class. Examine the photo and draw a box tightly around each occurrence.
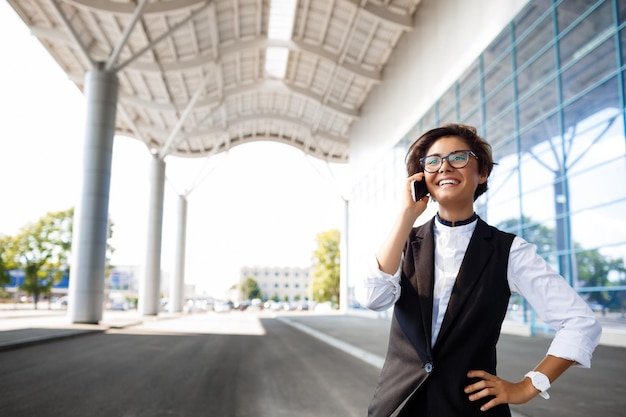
[424,136,488,220]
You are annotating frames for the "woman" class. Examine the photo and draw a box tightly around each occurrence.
[357,124,601,416]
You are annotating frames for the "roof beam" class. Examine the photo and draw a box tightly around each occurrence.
[126,38,381,82]
[118,79,359,120]
[134,114,347,146]
[344,0,414,30]
[114,4,208,72]
[33,27,382,83]
[158,69,213,158]
[105,0,149,71]
[50,0,95,68]
[194,113,349,143]
[69,0,209,15]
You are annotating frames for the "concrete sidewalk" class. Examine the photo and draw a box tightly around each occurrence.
[0,306,145,351]
[2,304,625,351]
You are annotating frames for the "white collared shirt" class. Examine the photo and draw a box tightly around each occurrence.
[356,219,602,368]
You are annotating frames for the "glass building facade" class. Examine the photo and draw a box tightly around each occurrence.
[350,0,626,315]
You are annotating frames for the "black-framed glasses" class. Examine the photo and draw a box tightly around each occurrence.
[419,150,478,173]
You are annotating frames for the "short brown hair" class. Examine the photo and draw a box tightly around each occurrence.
[405,123,494,201]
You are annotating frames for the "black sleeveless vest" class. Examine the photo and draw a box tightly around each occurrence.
[368,218,515,417]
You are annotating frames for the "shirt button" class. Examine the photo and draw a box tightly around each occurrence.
[424,363,433,373]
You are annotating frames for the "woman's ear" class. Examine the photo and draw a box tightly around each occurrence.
[478,167,489,184]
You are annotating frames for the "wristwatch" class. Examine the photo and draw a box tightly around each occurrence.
[524,371,551,399]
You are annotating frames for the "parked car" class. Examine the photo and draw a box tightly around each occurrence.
[214,301,232,313]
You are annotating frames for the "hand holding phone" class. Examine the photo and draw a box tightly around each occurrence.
[411,179,428,202]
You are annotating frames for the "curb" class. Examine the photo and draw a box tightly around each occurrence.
[0,328,105,352]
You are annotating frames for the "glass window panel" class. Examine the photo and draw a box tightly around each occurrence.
[519,219,558,264]
[575,242,626,312]
[561,38,616,103]
[520,157,558,225]
[519,113,560,154]
[571,201,626,253]
[566,115,626,211]
[564,104,624,177]
[516,13,553,67]
[620,26,626,68]
[485,55,513,97]
[439,84,457,119]
[514,1,552,42]
[460,109,481,130]
[519,113,561,210]
[484,30,512,71]
[459,83,481,121]
[558,0,613,66]
[485,81,514,121]
[517,46,556,99]
[486,110,515,149]
[620,0,626,24]
[557,0,601,33]
[563,76,620,132]
[459,61,480,96]
[491,135,518,162]
[570,154,626,216]
[439,105,457,126]
[518,79,558,130]
[485,150,521,228]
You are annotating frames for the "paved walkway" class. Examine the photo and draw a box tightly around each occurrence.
[1,304,624,417]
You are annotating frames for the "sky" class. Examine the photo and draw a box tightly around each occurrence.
[0,3,349,298]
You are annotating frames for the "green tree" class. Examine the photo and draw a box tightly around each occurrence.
[576,247,626,306]
[311,229,340,303]
[4,208,116,308]
[0,235,12,290]
[240,276,261,300]
[3,208,74,308]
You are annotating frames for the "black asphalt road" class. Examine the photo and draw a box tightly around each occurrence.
[287,314,626,417]
[497,335,625,417]
[1,312,625,417]
[0,313,380,417]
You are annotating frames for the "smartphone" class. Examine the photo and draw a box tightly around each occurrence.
[411,179,428,201]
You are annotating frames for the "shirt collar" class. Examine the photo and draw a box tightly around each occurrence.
[436,212,479,227]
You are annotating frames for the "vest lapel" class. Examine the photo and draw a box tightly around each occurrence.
[434,219,494,348]
[410,219,435,349]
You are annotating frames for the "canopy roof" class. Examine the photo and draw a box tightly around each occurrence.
[8,0,422,162]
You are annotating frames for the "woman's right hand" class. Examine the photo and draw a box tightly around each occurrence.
[375,174,430,275]
[402,173,429,222]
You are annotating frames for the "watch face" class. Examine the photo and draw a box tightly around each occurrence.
[532,373,550,391]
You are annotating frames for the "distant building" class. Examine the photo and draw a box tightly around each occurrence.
[240,266,312,302]
[108,265,140,293]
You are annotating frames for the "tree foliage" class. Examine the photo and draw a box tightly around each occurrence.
[2,208,117,307]
[576,246,626,306]
[240,276,261,300]
[0,235,11,288]
[2,208,74,307]
[311,229,340,303]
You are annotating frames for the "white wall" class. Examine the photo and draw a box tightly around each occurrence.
[349,0,529,178]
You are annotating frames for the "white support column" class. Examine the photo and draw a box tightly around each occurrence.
[139,155,166,315]
[170,195,188,313]
[339,198,349,312]
[68,69,118,324]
